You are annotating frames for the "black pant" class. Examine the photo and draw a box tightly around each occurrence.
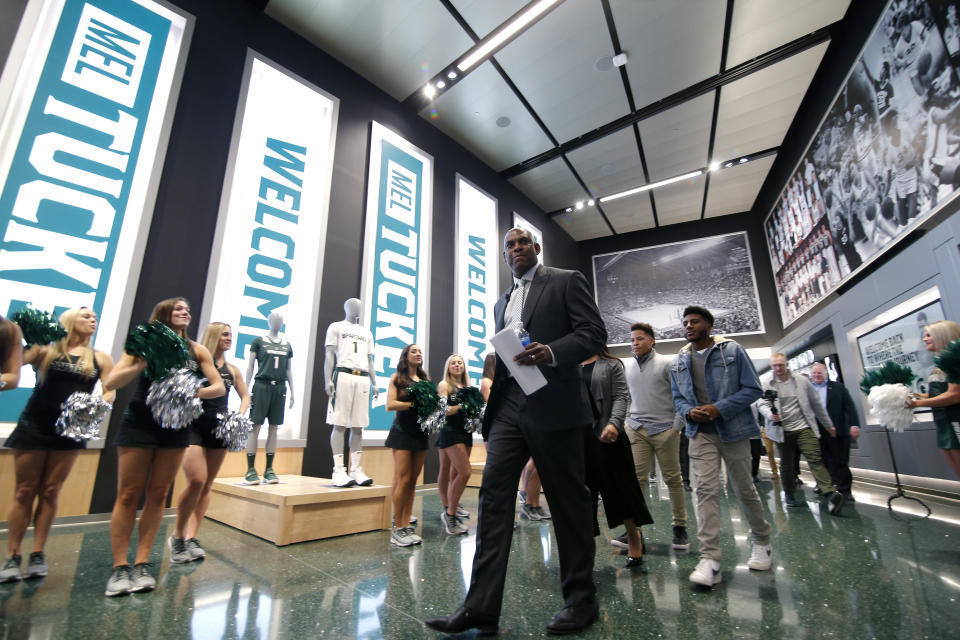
[465,382,596,617]
[750,438,763,478]
[820,433,852,493]
[679,432,690,483]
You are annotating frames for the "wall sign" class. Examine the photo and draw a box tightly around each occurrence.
[513,211,545,266]
[455,176,498,386]
[361,122,433,430]
[0,0,192,425]
[200,51,339,442]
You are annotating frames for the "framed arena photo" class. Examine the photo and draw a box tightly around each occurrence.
[592,231,765,346]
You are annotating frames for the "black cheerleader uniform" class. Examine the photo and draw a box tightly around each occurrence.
[5,353,101,450]
[189,360,233,449]
[384,380,429,451]
[436,387,475,450]
[114,358,199,449]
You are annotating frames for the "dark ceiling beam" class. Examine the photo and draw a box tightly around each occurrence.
[700,0,736,220]
[501,22,835,180]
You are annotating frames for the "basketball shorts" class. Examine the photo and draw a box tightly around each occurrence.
[251,379,286,425]
[327,371,370,428]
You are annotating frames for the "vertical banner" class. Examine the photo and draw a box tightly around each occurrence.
[513,211,545,265]
[0,0,191,426]
[200,52,339,442]
[361,122,433,431]
[455,176,498,386]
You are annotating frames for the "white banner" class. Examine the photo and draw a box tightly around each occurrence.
[455,176,498,386]
[361,122,433,430]
[0,0,191,430]
[200,52,339,442]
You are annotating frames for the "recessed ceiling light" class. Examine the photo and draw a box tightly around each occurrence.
[587,199,595,206]
[739,157,748,163]
[709,162,720,172]
[565,207,573,213]
[423,84,437,99]
[447,71,457,79]
[575,201,584,210]
[436,80,446,89]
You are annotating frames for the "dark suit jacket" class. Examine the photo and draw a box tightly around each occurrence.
[482,264,606,439]
[816,380,860,438]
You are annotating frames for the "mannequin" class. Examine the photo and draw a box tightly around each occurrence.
[244,312,294,484]
[324,298,379,487]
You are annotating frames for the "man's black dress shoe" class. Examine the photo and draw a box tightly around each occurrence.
[545,603,599,635]
[425,606,498,636]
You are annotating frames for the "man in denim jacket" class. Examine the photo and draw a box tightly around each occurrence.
[670,306,772,586]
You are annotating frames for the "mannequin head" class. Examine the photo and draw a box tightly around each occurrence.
[343,298,362,323]
[268,312,283,334]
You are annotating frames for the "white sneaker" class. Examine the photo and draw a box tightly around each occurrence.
[390,527,416,547]
[689,558,722,586]
[331,466,355,488]
[747,544,772,571]
[349,466,373,486]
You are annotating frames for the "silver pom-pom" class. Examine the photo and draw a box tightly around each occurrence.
[867,383,915,432]
[56,392,111,441]
[146,368,203,430]
[216,412,252,452]
[466,406,485,434]
[420,396,449,434]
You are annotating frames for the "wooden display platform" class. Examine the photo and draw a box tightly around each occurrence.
[468,462,484,488]
[206,475,392,546]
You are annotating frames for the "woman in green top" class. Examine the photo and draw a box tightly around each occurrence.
[907,320,960,478]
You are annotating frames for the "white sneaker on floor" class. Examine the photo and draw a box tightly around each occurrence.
[747,544,772,571]
[689,558,722,586]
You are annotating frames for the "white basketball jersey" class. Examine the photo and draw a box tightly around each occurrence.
[325,321,374,371]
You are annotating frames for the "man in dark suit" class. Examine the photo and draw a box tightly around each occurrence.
[810,362,860,500]
[426,227,606,636]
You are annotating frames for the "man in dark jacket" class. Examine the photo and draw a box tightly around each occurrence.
[810,362,860,500]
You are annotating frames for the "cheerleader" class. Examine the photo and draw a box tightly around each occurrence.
[436,354,476,536]
[169,322,250,563]
[101,298,224,596]
[1,308,113,583]
[0,314,22,392]
[384,344,429,547]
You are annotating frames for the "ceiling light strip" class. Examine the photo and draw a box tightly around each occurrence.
[457,0,563,72]
[599,170,703,203]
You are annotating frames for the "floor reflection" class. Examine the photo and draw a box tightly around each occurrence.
[0,476,959,639]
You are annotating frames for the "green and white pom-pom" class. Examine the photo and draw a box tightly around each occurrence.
[408,379,440,422]
[935,338,960,384]
[12,307,66,348]
[56,392,111,441]
[216,412,252,451]
[124,321,192,382]
[146,368,203,430]
[454,386,485,433]
[860,361,918,432]
[420,396,448,434]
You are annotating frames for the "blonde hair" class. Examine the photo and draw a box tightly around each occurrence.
[443,354,469,391]
[39,307,95,378]
[925,320,960,352]
[201,322,229,359]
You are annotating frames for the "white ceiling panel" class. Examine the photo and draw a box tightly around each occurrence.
[610,0,724,109]
[554,210,611,241]
[712,42,828,163]
[601,195,656,235]
[727,0,850,68]
[703,154,777,218]
[266,0,473,100]
[637,93,714,183]
[566,130,645,199]
[494,0,629,143]
[451,0,528,38]
[507,157,584,212]
[652,180,706,226]
[425,61,554,171]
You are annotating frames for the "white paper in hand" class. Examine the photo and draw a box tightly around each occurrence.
[490,327,547,395]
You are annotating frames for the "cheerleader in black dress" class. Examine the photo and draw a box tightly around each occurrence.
[101,298,224,596]
[436,354,475,535]
[385,344,429,546]
[170,322,250,563]
[0,314,22,392]
[1,307,113,583]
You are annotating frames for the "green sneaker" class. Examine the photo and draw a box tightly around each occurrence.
[262,467,279,484]
[243,467,260,485]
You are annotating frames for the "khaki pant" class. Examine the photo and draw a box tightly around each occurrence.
[626,426,686,527]
[779,427,836,495]
[689,431,771,561]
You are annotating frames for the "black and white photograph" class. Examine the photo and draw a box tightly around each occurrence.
[592,232,764,345]
[767,0,960,327]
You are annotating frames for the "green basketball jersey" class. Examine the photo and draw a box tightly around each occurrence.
[251,336,293,382]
